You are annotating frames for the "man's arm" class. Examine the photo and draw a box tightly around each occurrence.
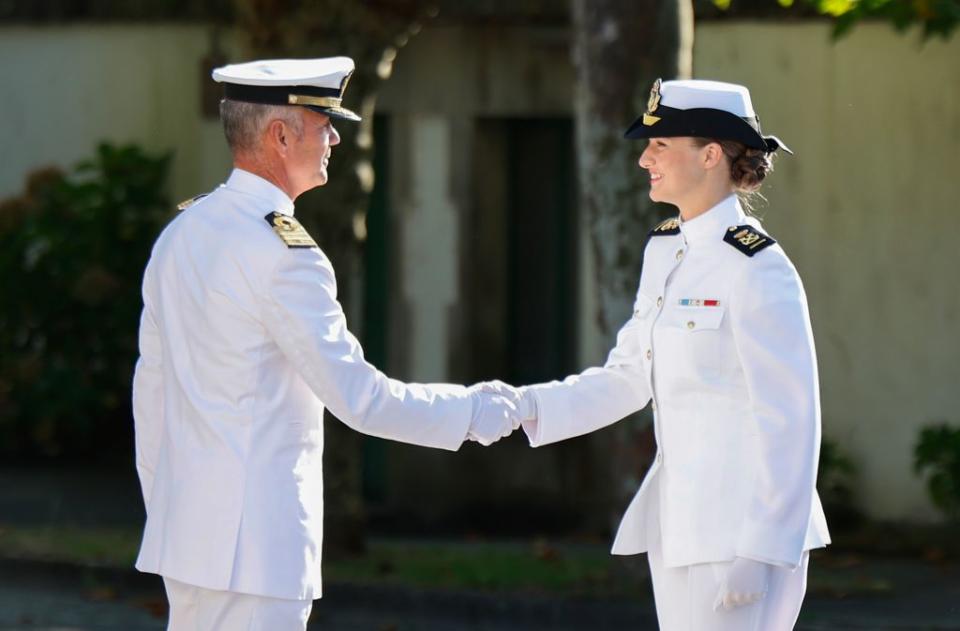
[480,311,652,448]
[261,246,497,450]
[132,288,164,506]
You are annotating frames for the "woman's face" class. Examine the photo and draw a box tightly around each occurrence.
[638,137,711,207]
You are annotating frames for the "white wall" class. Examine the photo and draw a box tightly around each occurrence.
[0,25,234,204]
[695,23,960,522]
[376,25,575,381]
[395,114,461,381]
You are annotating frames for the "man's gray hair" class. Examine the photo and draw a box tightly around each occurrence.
[219,100,304,154]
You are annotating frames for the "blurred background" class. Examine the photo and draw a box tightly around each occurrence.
[1,0,959,629]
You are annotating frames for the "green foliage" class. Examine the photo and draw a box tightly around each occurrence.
[0,524,641,597]
[914,423,960,520]
[324,540,638,596]
[0,144,171,460]
[818,437,862,530]
[814,0,959,39]
[712,0,960,39]
[0,522,142,567]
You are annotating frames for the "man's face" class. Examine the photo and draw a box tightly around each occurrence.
[286,109,341,195]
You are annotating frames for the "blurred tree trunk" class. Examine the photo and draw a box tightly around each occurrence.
[232,0,436,556]
[570,0,693,530]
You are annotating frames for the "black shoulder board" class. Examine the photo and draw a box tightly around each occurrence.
[723,224,776,257]
[264,211,318,249]
[648,217,680,237]
[176,193,208,211]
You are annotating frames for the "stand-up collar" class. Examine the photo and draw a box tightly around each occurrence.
[223,168,296,216]
[679,194,746,243]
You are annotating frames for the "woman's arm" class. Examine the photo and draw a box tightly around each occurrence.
[729,249,821,569]
[518,312,652,447]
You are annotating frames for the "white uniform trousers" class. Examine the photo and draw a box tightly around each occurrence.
[163,577,313,631]
[645,481,809,630]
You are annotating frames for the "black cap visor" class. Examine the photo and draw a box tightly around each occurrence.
[624,106,790,154]
[305,104,361,122]
[222,83,362,122]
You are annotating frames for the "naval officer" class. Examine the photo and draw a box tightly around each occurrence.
[132,57,520,630]
[485,79,830,629]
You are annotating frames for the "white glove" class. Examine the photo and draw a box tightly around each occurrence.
[713,557,772,611]
[467,387,521,446]
[475,380,536,422]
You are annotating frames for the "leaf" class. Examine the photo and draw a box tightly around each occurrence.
[914,422,960,520]
[819,0,855,17]
[807,0,960,40]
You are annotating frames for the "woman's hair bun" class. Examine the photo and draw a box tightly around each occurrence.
[728,146,773,194]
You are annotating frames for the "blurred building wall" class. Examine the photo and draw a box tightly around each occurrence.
[0,24,234,202]
[372,26,592,533]
[1,21,957,524]
[694,23,960,523]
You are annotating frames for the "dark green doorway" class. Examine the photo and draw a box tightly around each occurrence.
[361,114,391,504]
[466,117,579,385]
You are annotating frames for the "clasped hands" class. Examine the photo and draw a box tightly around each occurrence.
[466,380,534,446]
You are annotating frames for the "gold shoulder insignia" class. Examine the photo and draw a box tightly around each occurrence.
[723,224,776,257]
[176,193,208,211]
[648,217,680,237]
[264,211,317,249]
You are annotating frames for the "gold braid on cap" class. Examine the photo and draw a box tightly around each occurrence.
[288,94,343,107]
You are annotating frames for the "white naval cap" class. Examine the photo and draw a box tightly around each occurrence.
[624,78,791,154]
[212,57,361,122]
[660,80,756,118]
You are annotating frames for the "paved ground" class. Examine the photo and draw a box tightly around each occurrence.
[0,558,657,631]
[1,555,959,630]
[1,468,959,630]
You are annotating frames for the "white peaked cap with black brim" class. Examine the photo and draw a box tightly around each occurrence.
[212,57,361,122]
[624,79,792,155]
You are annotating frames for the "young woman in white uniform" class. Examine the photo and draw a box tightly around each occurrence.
[489,79,830,629]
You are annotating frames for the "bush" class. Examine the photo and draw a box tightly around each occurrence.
[915,423,960,521]
[818,437,862,530]
[0,143,171,461]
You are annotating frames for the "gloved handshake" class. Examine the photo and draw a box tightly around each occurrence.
[465,380,537,446]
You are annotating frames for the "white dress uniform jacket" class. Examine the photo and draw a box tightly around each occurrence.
[522,195,830,569]
[132,169,473,601]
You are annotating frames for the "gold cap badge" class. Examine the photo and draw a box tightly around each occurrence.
[643,78,662,126]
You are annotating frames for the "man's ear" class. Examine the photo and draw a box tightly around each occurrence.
[266,119,289,155]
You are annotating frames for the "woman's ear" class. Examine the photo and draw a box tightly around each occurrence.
[702,142,724,170]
